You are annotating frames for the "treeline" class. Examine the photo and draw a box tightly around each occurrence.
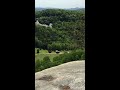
[35,49,85,72]
[35,9,85,24]
[35,9,85,50]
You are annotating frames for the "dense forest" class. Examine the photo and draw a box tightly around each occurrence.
[35,9,85,51]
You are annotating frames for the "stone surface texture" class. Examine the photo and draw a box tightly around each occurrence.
[35,61,85,90]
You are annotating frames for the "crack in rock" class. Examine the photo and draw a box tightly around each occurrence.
[38,75,56,81]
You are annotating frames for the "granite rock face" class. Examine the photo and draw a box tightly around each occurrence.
[35,61,85,90]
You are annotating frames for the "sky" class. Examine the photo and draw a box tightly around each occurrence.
[35,0,85,9]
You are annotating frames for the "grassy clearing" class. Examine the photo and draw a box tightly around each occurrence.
[35,49,66,54]
[35,49,71,61]
[35,49,48,54]
[35,53,59,61]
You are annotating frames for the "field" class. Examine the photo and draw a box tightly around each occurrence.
[35,49,68,61]
[35,53,60,61]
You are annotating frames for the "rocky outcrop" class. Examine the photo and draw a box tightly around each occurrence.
[35,20,52,28]
[35,61,85,90]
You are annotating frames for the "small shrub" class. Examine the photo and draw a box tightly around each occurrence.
[42,56,52,68]
[37,49,40,54]
[48,50,52,53]
[53,56,62,66]
[75,55,80,60]
[43,56,50,61]
[81,53,85,60]
[35,59,41,72]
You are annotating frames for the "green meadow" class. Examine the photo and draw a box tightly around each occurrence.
[35,49,66,61]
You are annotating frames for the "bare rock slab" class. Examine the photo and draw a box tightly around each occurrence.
[35,61,85,90]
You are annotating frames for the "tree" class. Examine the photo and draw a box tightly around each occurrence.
[35,9,85,50]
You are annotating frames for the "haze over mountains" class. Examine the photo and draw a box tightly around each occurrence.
[35,7,85,11]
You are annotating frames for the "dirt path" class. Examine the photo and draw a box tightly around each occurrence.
[35,60,85,90]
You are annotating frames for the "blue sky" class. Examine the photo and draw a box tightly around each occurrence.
[35,0,85,9]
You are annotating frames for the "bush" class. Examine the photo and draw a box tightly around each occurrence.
[35,59,41,72]
[81,52,85,60]
[53,56,63,65]
[35,56,53,72]
[37,49,40,54]
[75,55,80,60]
[35,49,85,72]
[61,55,70,63]
[53,49,85,64]
[43,56,50,61]
[42,56,52,68]
[48,50,52,53]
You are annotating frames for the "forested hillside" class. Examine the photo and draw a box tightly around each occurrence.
[35,9,85,51]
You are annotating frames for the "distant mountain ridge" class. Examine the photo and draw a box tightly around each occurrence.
[66,7,84,10]
[35,7,85,11]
